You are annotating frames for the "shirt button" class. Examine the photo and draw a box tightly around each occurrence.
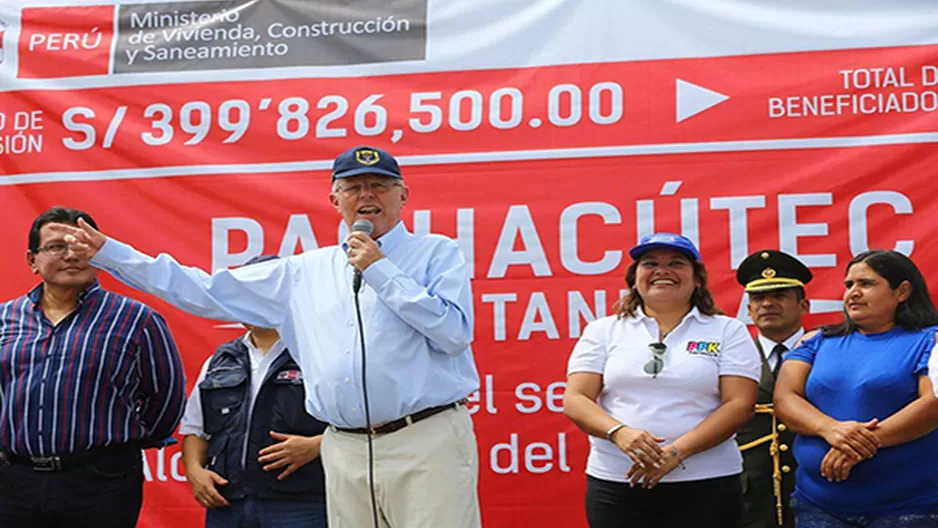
[344,349,351,355]
[345,377,351,384]
[347,321,354,327]
[351,407,358,412]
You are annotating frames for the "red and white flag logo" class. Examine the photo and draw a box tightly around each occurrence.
[18,6,114,79]
[0,16,8,66]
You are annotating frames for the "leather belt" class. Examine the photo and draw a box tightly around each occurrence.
[335,399,467,436]
[2,443,140,472]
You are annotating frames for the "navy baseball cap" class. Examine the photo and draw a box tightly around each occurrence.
[629,233,701,262]
[331,146,402,181]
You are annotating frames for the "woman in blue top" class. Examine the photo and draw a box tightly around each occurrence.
[775,250,938,527]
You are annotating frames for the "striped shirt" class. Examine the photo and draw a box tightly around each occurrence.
[0,281,186,456]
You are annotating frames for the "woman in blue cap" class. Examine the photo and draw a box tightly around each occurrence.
[564,233,761,527]
[775,250,938,527]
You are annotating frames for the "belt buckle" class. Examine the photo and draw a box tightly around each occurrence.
[30,455,62,472]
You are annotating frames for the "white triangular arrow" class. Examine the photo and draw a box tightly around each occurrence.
[675,79,729,123]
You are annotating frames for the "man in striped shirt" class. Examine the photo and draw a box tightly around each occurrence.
[0,206,186,528]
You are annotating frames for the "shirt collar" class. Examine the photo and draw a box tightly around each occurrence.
[242,332,286,363]
[758,327,805,352]
[376,221,407,254]
[27,280,102,307]
[633,305,706,324]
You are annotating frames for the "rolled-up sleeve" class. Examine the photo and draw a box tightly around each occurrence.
[178,359,211,440]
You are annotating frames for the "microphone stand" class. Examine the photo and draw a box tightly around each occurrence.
[353,271,380,528]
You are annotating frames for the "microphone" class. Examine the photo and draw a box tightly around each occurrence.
[350,219,374,294]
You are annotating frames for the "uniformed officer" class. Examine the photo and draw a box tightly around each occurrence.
[179,255,329,528]
[736,250,812,528]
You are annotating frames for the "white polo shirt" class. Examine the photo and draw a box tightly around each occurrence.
[568,307,761,483]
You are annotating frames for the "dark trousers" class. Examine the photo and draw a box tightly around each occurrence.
[0,450,143,528]
[792,497,938,528]
[206,496,328,528]
[586,473,744,528]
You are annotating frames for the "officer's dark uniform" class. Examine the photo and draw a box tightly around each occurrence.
[200,338,328,504]
[736,250,812,528]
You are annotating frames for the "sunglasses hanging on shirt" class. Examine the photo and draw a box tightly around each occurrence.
[644,342,668,378]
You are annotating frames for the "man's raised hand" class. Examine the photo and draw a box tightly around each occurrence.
[49,218,107,258]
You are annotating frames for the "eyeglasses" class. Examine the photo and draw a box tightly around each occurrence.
[334,181,402,196]
[644,342,667,378]
[34,242,78,257]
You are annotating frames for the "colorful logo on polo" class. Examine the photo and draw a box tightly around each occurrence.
[687,341,721,356]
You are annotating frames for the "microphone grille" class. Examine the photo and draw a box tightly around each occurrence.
[351,219,374,236]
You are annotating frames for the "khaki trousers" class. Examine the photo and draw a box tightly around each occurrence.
[322,405,481,528]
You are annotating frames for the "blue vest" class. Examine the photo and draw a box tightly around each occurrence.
[200,339,327,502]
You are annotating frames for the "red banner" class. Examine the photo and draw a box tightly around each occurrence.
[3,141,936,526]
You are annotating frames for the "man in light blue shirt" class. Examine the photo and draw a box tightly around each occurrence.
[57,146,482,528]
